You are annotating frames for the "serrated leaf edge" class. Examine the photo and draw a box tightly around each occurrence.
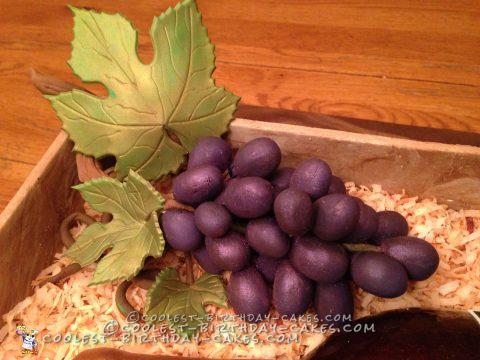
[69,170,165,285]
[66,5,140,85]
[145,267,178,314]
[88,210,164,286]
[72,170,165,212]
[144,268,227,322]
[47,0,239,179]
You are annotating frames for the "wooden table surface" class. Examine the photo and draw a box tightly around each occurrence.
[0,0,479,211]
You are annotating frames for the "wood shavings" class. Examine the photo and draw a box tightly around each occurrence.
[347,183,480,318]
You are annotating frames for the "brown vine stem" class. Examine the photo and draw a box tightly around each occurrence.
[60,212,96,248]
[115,281,138,318]
[131,269,160,290]
[41,212,109,287]
[38,263,82,287]
[30,68,87,95]
[185,252,195,285]
[342,243,381,253]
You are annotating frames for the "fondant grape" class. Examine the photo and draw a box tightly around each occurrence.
[289,235,349,283]
[342,202,379,243]
[314,281,353,327]
[290,158,332,199]
[370,210,409,245]
[192,245,223,275]
[214,178,239,206]
[205,231,250,271]
[270,167,295,197]
[188,136,232,172]
[381,236,439,280]
[230,137,281,178]
[246,217,290,258]
[224,177,274,218]
[173,165,224,206]
[328,175,347,194]
[313,194,360,242]
[254,255,282,283]
[227,267,270,321]
[273,188,313,236]
[194,201,232,238]
[161,209,203,251]
[273,260,314,316]
[351,252,408,298]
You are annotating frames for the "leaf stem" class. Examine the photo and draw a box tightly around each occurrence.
[38,263,82,287]
[342,243,381,252]
[29,68,87,95]
[185,252,194,285]
[43,212,98,287]
[131,269,160,290]
[115,280,141,319]
[60,212,96,248]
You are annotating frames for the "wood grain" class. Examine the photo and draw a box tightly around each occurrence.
[0,132,80,318]
[0,0,479,211]
[236,104,480,147]
[0,158,33,210]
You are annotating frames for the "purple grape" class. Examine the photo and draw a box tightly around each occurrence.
[270,167,295,197]
[246,217,290,258]
[192,245,223,274]
[328,175,346,194]
[273,188,313,236]
[224,177,274,218]
[342,202,379,243]
[289,235,349,283]
[205,231,250,271]
[188,136,232,172]
[314,281,353,327]
[254,255,282,283]
[214,178,239,206]
[173,165,224,206]
[227,267,270,321]
[381,236,439,281]
[290,158,332,199]
[194,202,232,238]
[273,261,314,316]
[351,252,408,298]
[161,209,203,251]
[370,211,409,245]
[230,137,281,178]
[313,194,360,242]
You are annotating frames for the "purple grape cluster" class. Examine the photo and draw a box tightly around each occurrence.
[161,136,440,327]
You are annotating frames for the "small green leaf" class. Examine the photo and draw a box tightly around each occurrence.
[145,268,227,337]
[48,0,239,181]
[66,170,165,285]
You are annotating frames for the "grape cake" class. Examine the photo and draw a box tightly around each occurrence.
[1,0,479,358]
[0,136,479,359]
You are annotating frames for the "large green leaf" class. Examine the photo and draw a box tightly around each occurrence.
[47,0,239,180]
[66,170,165,285]
[145,268,227,337]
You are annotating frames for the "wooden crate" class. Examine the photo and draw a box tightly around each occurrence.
[1,119,479,358]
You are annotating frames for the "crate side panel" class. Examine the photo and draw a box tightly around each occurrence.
[0,132,79,317]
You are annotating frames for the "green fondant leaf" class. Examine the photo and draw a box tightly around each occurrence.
[145,268,227,337]
[48,0,239,180]
[66,170,165,285]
